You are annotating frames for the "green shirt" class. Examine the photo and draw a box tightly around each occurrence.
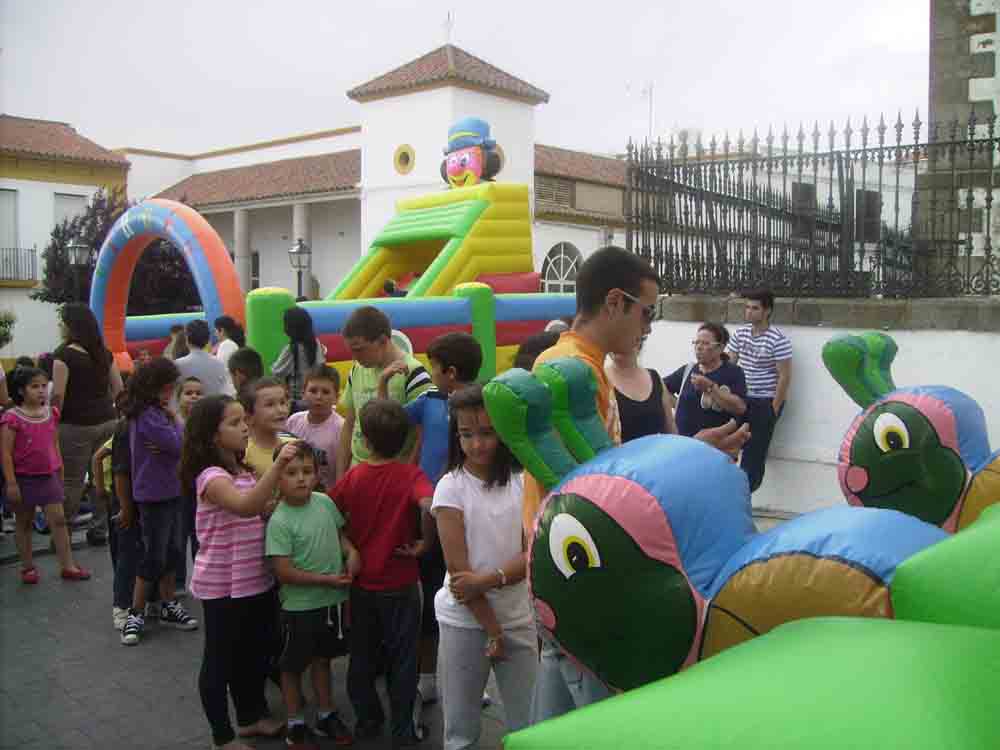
[265,492,348,612]
[340,354,433,466]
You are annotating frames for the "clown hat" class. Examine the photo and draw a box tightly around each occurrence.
[444,117,496,154]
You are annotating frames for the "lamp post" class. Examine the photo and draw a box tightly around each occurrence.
[67,240,91,303]
[287,238,312,299]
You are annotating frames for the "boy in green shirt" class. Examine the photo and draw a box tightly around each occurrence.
[336,306,433,476]
[266,440,360,747]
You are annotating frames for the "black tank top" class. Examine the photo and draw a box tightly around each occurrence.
[615,369,666,443]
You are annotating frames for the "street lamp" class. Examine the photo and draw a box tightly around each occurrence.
[287,238,312,299]
[67,240,91,303]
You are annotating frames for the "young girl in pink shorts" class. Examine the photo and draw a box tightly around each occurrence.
[1,366,90,584]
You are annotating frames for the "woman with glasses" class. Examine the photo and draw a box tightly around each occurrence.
[607,338,676,442]
[663,323,747,438]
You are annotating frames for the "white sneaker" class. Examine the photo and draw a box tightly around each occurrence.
[113,606,128,631]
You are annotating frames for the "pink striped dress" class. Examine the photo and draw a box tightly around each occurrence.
[190,467,274,600]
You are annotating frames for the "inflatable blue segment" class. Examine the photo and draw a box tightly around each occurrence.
[301,298,471,331]
[708,506,948,597]
[555,435,755,597]
[125,313,204,341]
[494,294,576,323]
[91,202,225,335]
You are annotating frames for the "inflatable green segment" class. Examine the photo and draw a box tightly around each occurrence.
[483,369,578,491]
[453,283,496,382]
[505,617,1000,750]
[891,504,1000,631]
[245,287,297,375]
[822,331,898,408]
[534,359,614,463]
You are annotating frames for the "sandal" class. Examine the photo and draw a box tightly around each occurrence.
[60,566,91,581]
[21,567,39,584]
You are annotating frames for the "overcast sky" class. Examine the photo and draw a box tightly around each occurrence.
[1,0,929,156]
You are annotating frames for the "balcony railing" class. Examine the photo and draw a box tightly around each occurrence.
[0,247,38,283]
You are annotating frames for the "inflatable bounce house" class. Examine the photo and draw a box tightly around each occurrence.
[483,355,999,749]
[88,117,574,382]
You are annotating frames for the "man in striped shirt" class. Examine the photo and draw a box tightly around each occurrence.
[727,289,793,492]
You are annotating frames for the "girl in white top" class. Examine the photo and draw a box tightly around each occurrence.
[213,316,245,369]
[431,384,535,750]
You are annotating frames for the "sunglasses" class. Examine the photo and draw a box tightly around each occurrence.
[620,290,657,324]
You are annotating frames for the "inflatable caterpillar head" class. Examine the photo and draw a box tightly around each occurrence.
[441,117,502,188]
[823,332,1000,532]
[484,361,756,690]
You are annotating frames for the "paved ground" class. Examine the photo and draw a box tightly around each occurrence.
[0,540,508,750]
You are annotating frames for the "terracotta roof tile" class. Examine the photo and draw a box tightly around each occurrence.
[0,114,129,166]
[534,144,626,188]
[348,45,549,105]
[155,150,360,207]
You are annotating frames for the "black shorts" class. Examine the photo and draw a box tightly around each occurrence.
[278,603,348,674]
[418,538,446,638]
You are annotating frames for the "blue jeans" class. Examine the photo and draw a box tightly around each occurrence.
[175,495,198,588]
[529,639,611,724]
[109,502,143,610]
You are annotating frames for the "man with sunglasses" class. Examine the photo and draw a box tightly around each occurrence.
[523,246,749,725]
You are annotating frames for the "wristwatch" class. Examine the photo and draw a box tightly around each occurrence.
[495,567,507,588]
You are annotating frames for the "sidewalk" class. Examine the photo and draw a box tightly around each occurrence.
[0,515,90,565]
[0,544,510,750]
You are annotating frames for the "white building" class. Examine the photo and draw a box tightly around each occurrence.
[0,114,130,358]
[122,44,629,301]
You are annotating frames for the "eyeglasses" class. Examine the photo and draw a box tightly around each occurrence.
[692,340,721,349]
[620,290,657,324]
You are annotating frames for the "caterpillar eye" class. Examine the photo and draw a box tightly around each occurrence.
[548,513,602,579]
[873,413,910,453]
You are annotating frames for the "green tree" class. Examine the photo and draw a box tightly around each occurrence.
[31,187,200,313]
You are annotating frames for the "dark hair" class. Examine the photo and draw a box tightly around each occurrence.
[426,332,482,383]
[227,346,263,380]
[37,352,54,378]
[8,366,47,406]
[359,398,409,459]
[342,306,391,342]
[169,324,184,334]
[239,376,286,415]
[513,331,559,371]
[15,356,34,368]
[59,303,112,389]
[180,395,249,498]
[575,246,660,318]
[745,288,775,314]
[214,315,246,348]
[171,328,190,359]
[186,319,211,349]
[698,322,731,361]
[283,306,318,367]
[122,357,180,419]
[303,364,341,392]
[272,438,318,465]
[446,384,519,488]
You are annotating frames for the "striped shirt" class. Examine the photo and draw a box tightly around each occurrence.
[190,467,274,600]
[727,324,792,398]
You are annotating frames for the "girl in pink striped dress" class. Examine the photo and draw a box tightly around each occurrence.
[180,394,299,750]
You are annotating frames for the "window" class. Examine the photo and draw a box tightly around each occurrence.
[541,242,582,293]
[54,193,87,227]
[251,251,260,290]
[0,189,16,247]
[535,176,574,207]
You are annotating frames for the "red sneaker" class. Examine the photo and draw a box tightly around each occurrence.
[60,566,91,581]
[21,567,40,584]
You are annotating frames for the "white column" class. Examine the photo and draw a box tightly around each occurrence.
[292,203,312,298]
[233,208,251,293]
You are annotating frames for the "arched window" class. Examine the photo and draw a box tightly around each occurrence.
[541,242,582,294]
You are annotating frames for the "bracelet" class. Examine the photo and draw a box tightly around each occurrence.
[495,567,507,588]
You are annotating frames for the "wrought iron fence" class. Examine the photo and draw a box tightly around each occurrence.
[625,111,1000,297]
[0,247,37,282]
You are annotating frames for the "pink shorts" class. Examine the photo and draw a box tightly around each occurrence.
[10,473,64,509]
